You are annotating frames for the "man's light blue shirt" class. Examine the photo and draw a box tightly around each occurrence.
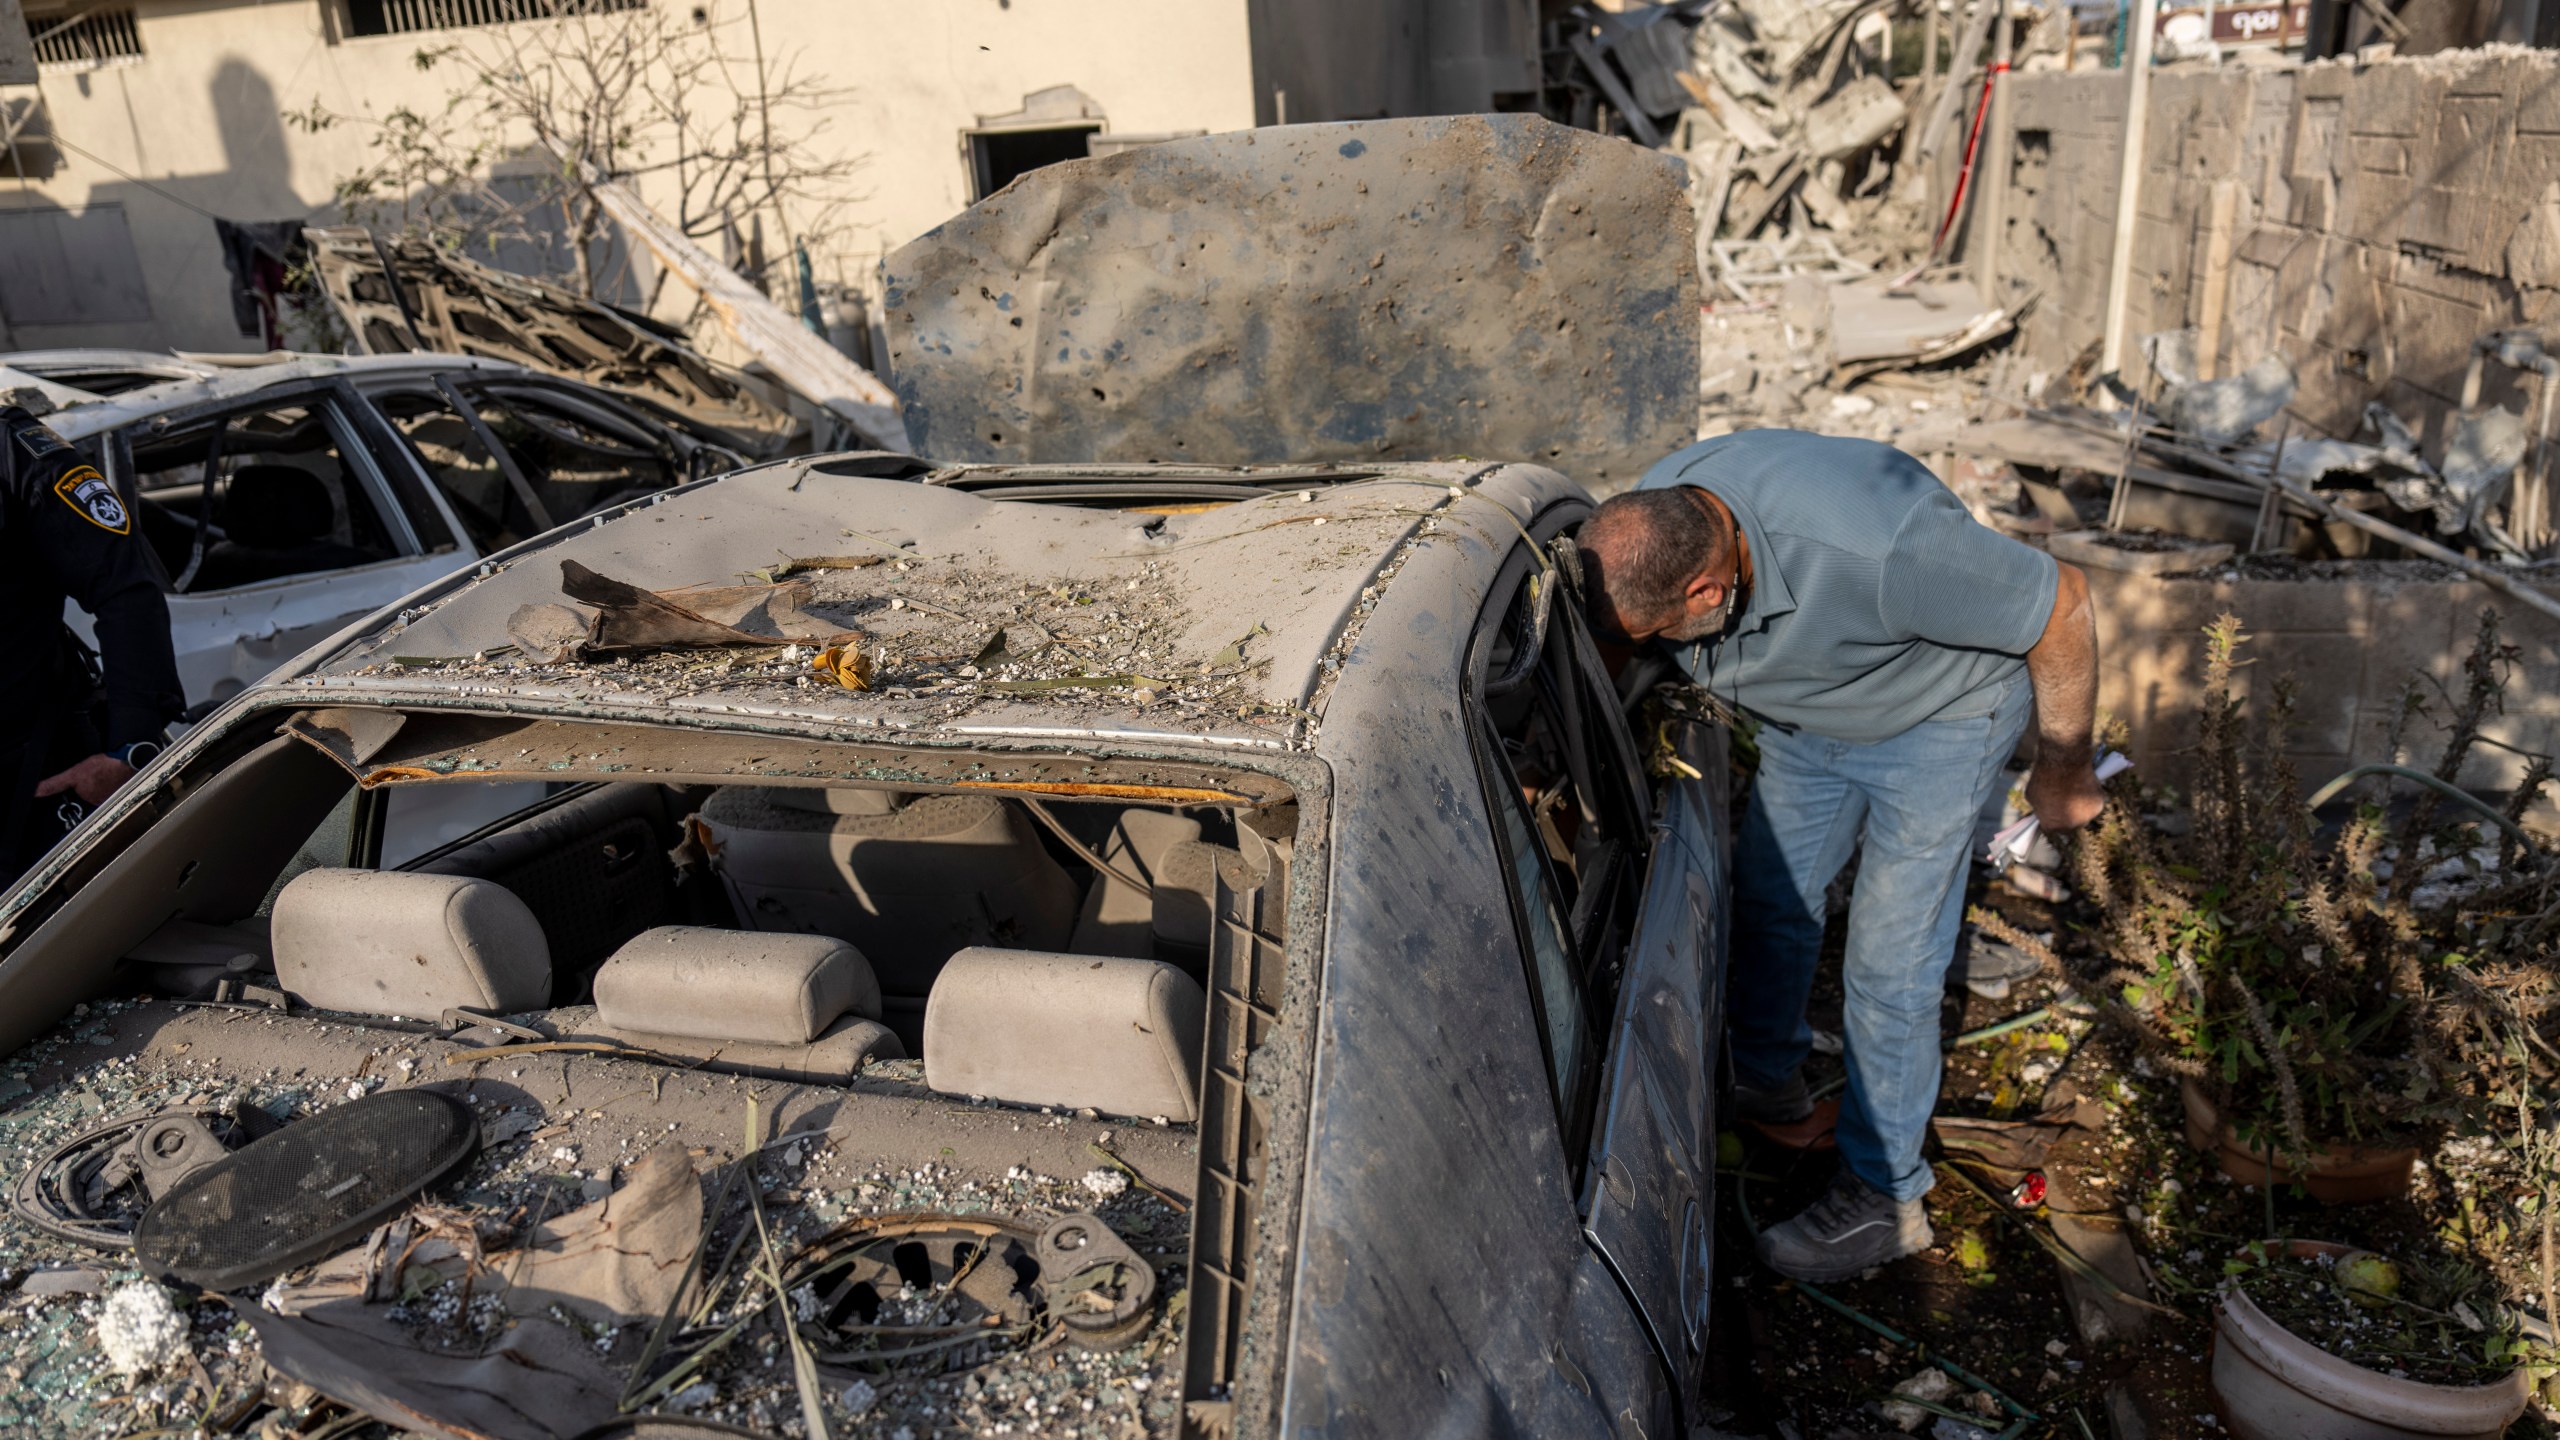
[1638,430,2058,745]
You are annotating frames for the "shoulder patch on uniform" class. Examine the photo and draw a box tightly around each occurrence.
[13,422,70,463]
[53,465,130,534]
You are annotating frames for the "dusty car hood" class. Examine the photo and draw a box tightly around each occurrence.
[883,114,1699,491]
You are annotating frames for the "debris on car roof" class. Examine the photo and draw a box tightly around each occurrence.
[883,114,1699,490]
[507,561,868,668]
[313,462,1507,751]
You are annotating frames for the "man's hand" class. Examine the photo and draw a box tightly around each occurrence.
[36,754,137,809]
[2025,754,2105,833]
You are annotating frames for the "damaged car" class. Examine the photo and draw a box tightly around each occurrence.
[2,349,767,714]
[0,114,1731,1439]
[0,449,1731,1438]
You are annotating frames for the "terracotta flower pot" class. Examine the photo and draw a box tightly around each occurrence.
[2212,1240,2531,1440]
[2179,1077,2419,1204]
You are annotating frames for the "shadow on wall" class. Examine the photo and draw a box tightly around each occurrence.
[4,56,639,352]
[0,58,303,351]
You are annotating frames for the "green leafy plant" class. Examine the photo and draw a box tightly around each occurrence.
[2070,612,2551,1161]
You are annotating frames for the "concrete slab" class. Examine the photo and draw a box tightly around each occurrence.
[1827,277,1997,364]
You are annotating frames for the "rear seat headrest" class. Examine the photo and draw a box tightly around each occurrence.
[594,926,880,1046]
[923,948,1205,1121]
[272,869,551,1016]
[760,787,908,817]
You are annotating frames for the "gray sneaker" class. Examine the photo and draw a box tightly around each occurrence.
[1755,1172,1933,1282]
[1732,1071,1814,1126]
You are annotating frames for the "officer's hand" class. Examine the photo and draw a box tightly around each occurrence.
[35,754,137,808]
[2025,754,2106,834]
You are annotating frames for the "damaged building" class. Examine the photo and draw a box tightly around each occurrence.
[0,0,1544,357]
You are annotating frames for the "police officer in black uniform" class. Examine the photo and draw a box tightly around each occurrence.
[2,398,184,887]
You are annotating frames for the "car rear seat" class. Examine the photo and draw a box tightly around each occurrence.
[696,786,1078,1041]
[413,783,673,990]
[565,925,902,1082]
[271,869,551,1016]
[1067,810,1202,960]
[922,948,1205,1121]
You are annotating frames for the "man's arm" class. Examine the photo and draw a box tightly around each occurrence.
[2022,561,2104,832]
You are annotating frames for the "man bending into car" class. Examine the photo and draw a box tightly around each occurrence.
[1580,430,2103,1282]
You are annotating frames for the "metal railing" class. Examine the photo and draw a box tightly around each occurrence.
[366,0,643,36]
[29,8,143,68]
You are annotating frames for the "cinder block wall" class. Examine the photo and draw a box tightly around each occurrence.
[2088,568,2560,805]
[1999,48,2560,457]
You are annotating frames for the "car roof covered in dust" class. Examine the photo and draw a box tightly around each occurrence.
[280,456,1581,753]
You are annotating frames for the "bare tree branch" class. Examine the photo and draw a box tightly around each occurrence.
[293,0,868,299]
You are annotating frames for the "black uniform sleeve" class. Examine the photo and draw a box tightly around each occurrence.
[6,411,183,748]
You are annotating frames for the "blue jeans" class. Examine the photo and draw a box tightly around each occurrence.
[1728,670,2033,1202]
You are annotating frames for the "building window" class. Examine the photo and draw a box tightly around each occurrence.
[0,203,155,328]
[25,7,143,70]
[962,85,1108,202]
[343,0,644,38]
[966,126,1100,201]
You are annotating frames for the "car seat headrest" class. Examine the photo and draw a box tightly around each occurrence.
[592,926,880,1046]
[272,869,551,1016]
[922,948,1204,1121]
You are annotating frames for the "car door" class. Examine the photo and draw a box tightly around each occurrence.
[1575,601,1729,1400]
[80,384,470,713]
[1468,527,1726,1424]
[1541,549,1723,1407]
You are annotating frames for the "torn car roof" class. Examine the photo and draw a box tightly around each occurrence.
[288,458,1574,751]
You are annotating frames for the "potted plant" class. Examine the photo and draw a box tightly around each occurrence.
[2211,1240,2533,1440]
[2069,613,2538,1202]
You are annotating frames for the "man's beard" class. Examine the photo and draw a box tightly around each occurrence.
[1661,601,1731,643]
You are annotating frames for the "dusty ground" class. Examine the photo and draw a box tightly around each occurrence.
[1700,848,2559,1440]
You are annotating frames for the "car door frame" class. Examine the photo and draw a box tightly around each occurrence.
[93,381,480,712]
[1462,511,1730,1424]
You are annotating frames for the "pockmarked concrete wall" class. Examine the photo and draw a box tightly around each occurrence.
[0,0,1258,354]
[2088,566,2560,806]
[1999,47,2560,456]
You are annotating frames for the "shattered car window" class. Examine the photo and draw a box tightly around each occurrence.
[1482,711,1592,1128]
[374,387,522,551]
[468,386,677,527]
[1474,556,1652,1168]
[130,401,402,594]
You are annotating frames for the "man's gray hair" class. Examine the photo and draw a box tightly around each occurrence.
[1581,487,1732,623]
